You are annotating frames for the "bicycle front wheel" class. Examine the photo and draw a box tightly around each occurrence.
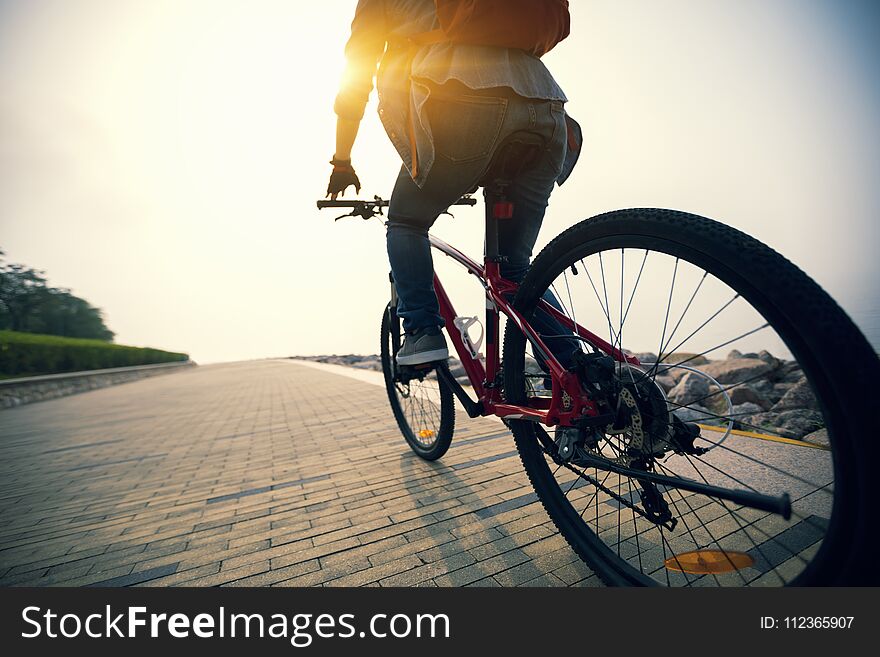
[380,303,455,460]
[503,208,878,586]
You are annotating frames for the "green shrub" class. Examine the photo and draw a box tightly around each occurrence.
[0,331,188,378]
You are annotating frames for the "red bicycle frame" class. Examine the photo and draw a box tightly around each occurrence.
[427,234,641,429]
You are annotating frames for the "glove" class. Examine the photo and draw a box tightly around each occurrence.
[326,159,361,200]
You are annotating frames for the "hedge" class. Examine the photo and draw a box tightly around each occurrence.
[0,331,189,378]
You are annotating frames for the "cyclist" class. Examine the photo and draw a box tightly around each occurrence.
[327,0,581,365]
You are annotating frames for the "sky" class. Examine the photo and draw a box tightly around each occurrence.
[1,0,878,363]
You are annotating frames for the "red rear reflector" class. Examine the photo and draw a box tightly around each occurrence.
[492,201,514,219]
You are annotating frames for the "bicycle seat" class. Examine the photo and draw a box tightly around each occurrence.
[479,130,547,189]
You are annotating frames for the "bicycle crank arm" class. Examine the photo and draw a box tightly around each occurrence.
[576,454,792,519]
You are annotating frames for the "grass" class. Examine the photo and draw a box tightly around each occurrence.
[0,330,189,378]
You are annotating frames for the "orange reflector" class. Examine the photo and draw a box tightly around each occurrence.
[664,550,755,574]
[418,429,435,439]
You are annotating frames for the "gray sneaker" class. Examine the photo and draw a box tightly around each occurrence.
[396,327,449,365]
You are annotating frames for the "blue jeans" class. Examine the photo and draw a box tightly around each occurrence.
[386,86,579,367]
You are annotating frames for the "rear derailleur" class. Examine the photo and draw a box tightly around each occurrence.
[635,472,678,531]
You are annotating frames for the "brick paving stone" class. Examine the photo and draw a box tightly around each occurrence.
[517,573,567,587]
[0,360,610,588]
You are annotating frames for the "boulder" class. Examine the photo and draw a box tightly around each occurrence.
[523,356,544,375]
[667,372,711,406]
[666,353,710,366]
[757,350,780,367]
[672,404,713,423]
[802,428,830,448]
[744,410,824,439]
[777,360,805,384]
[727,349,743,359]
[772,378,820,412]
[750,379,775,396]
[700,357,776,384]
[776,410,824,438]
[351,355,381,370]
[727,384,771,409]
[731,401,764,418]
[448,364,467,378]
[771,382,794,399]
[743,411,782,435]
[666,367,689,383]
[654,375,676,392]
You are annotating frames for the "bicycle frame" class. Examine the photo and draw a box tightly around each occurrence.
[426,233,641,429]
[317,197,793,519]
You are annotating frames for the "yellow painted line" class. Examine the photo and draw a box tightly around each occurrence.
[696,424,830,451]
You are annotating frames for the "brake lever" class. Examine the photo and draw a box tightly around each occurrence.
[334,210,357,221]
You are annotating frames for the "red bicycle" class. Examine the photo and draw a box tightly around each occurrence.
[317,168,878,587]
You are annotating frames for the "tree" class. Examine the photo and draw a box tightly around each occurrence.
[0,248,115,340]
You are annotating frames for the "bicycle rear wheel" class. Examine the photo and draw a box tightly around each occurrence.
[503,209,878,586]
[380,303,455,460]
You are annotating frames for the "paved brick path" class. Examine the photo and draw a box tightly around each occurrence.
[0,360,600,587]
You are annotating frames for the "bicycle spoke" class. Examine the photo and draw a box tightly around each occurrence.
[656,271,709,363]
[675,452,816,581]
[652,322,770,379]
[652,257,679,378]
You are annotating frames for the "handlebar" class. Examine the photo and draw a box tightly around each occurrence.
[316,196,476,209]
[316,195,477,221]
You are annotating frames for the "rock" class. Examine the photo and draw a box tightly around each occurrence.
[667,372,711,406]
[731,401,763,417]
[772,382,793,396]
[772,378,820,412]
[448,364,466,378]
[776,360,805,383]
[744,410,824,439]
[666,367,689,383]
[523,356,543,375]
[730,402,764,428]
[803,428,830,448]
[701,357,776,384]
[350,355,381,370]
[727,349,743,359]
[750,379,775,396]
[654,375,676,392]
[672,404,713,423]
[757,350,780,367]
[743,411,782,435]
[630,352,658,363]
[666,353,710,366]
[727,384,770,409]
[777,410,824,438]
[741,352,759,359]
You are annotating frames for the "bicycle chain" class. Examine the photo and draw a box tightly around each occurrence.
[541,443,662,526]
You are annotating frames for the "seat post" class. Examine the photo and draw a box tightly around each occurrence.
[479,129,545,267]
[484,187,503,263]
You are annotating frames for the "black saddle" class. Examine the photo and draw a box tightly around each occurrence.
[480,130,547,191]
[477,130,547,220]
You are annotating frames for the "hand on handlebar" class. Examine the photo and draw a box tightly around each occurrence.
[326,159,361,200]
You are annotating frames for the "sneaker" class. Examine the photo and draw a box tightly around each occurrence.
[396,327,449,365]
